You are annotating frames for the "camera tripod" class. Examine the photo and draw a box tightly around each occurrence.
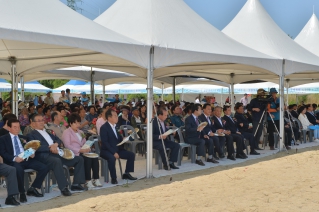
[254,107,288,153]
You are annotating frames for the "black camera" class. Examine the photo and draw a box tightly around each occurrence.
[257,95,274,103]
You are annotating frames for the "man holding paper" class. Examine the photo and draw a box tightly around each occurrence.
[0,119,48,203]
[100,109,137,184]
[153,107,180,170]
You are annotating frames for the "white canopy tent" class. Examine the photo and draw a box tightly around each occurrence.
[53,80,87,93]
[95,0,284,177]
[222,0,319,151]
[0,0,151,115]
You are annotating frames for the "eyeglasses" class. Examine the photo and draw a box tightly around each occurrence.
[33,119,44,122]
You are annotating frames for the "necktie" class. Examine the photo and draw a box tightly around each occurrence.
[206,116,211,125]
[160,121,166,133]
[14,136,21,156]
[195,118,199,126]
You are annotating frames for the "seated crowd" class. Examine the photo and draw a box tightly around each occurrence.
[0,89,314,207]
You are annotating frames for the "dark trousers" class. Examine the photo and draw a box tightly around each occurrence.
[267,120,280,147]
[38,154,85,190]
[80,155,99,181]
[101,149,135,180]
[241,132,257,151]
[0,163,19,196]
[292,126,300,141]
[230,133,244,154]
[185,137,205,157]
[13,159,48,193]
[225,135,235,156]
[203,136,217,156]
[153,140,179,166]
[216,136,226,157]
[253,120,263,147]
[284,127,293,146]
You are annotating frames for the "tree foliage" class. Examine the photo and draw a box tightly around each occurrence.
[38,80,69,89]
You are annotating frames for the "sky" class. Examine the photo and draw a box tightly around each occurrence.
[60,0,319,38]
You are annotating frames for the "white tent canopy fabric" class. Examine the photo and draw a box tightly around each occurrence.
[295,13,319,58]
[95,0,282,82]
[18,81,51,93]
[222,0,319,76]
[53,80,87,93]
[0,0,150,77]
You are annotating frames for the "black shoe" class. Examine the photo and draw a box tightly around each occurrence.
[5,196,20,206]
[219,154,225,159]
[236,154,246,159]
[70,184,85,191]
[255,147,263,150]
[169,163,179,169]
[206,158,219,164]
[241,152,248,158]
[61,187,72,196]
[111,179,118,184]
[227,155,236,161]
[250,150,260,155]
[20,193,27,203]
[195,159,205,166]
[214,156,220,160]
[27,187,43,197]
[163,165,169,170]
[122,173,137,180]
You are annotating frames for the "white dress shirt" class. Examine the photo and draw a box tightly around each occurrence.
[109,122,118,138]
[10,133,24,157]
[37,129,54,145]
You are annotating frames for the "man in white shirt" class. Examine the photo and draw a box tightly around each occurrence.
[59,90,68,102]
[27,114,86,196]
[240,93,249,110]
[44,91,54,106]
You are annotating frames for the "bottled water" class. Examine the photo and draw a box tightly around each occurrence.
[291,140,294,146]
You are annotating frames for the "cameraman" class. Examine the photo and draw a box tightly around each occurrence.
[248,88,267,149]
[267,88,280,150]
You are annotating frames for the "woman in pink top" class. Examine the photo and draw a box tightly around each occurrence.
[96,108,107,135]
[62,113,102,189]
[18,107,30,131]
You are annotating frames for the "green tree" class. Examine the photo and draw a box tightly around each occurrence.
[38,80,69,89]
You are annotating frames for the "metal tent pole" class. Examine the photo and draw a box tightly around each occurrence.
[20,76,24,102]
[146,46,154,178]
[9,57,17,116]
[90,67,95,105]
[173,77,176,103]
[279,60,286,151]
[286,79,290,106]
[102,80,105,105]
[161,82,164,101]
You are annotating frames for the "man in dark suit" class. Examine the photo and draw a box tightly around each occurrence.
[100,109,137,184]
[212,106,236,160]
[185,104,206,166]
[0,119,48,203]
[306,104,319,126]
[222,106,248,159]
[153,107,180,170]
[27,114,85,196]
[198,104,221,163]
[290,104,299,119]
[234,103,261,155]
[0,163,20,206]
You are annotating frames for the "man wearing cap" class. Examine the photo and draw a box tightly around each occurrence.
[44,91,54,106]
[80,92,89,106]
[59,90,68,102]
[65,89,71,103]
[267,88,280,150]
[240,93,249,110]
[248,88,267,150]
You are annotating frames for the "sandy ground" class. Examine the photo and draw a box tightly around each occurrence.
[3,146,319,212]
